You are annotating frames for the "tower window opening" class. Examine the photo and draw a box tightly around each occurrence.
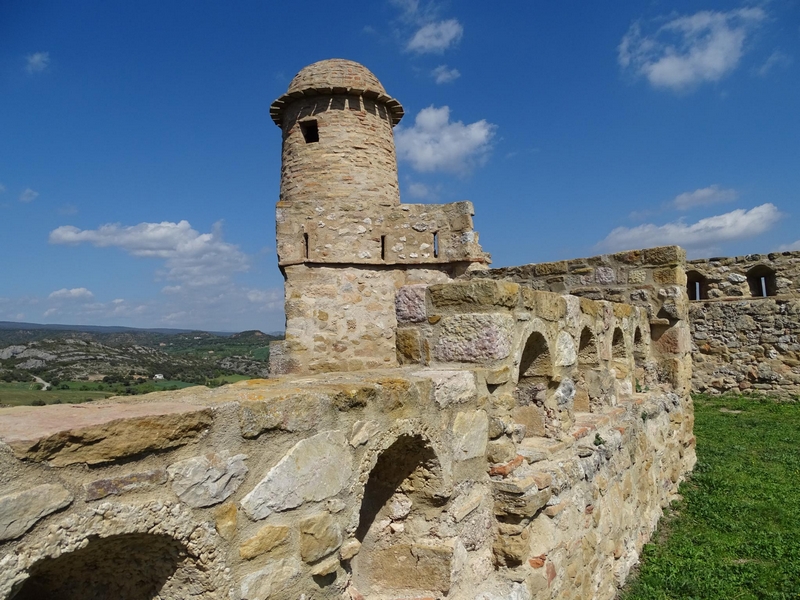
[380,235,386,261]
[300,120,319,143]
[303,232,309,259]
[433,232,439,258]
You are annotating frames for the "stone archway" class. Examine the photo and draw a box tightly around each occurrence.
[2,502,228,600]
[513,330,559,438]
[575,326,600,412]
[350,434,452,598]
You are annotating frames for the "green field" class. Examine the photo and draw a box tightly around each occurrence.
[0,374,251,406]
[620,394,800,599]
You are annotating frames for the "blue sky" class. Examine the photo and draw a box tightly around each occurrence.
[1,0,798,332]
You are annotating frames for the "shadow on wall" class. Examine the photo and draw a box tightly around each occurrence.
[11,533,185,600]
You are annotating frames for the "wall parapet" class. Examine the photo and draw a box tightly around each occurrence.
[0,365,694,600]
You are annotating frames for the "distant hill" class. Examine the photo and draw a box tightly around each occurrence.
[0,320,235,336]
[0,322,283,383]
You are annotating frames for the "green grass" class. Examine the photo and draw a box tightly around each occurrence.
[620,394,800,600]
[0,381,113,405]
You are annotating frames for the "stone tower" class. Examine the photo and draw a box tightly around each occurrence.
[270,59,489,374]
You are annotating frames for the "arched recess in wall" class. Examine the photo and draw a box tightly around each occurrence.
[633,326,646,390]
[11,533,188,600]
[351,434,448,597]
[575,326,599,413]
[686,270,709,300]
[611,327,629,381]
[746,265,777,297]
[512,331,555,438]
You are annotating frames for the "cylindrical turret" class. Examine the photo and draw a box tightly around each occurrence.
[270,59,404,206]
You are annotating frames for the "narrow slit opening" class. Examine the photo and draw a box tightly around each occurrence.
[761,276,767,298]
[303,232,309,259]
[433,232,439,258]
[380,235,386,261]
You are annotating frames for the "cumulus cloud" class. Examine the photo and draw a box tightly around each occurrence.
[48,287,94,300]
[407,182,437,200]
[431,64,460,83]
[407,19,463,53]
[619,8,765,91]
[598,203,781,253]
[756,50,792,77]
[777,239,800,252]
[673,185,738,210]
[25,52,50,73]
[49,220,249,287]
[19,188,39,203]
[395,106,496,174]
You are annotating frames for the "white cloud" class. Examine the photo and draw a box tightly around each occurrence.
[756,50,792,77]
[407,182,437,200]
[49,220,249,287]
[598,203,781,253]
[395,105,496,174]
[43,308,57,317]
[431,64,460,83]
[58,204,78,215]
[673,185,738,210]
[407,19,463,53]
[26,52,50,74]
[48,287,94,300]
[777,240,800,252]
[19,188,39,203]
[619,8,765,91]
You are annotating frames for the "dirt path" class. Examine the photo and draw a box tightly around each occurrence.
[32,375,51,391]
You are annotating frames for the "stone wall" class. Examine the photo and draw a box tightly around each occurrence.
[0,328,694,600]
[686,252,800,397]
[466,246,692,396]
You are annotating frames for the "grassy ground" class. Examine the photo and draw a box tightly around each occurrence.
[0,374,250,406]
[620,394,800,600]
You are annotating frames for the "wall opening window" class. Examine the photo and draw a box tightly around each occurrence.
[746,265,777,297]
[303,232,309,259]
[433,232,439,258]
[300,120,319,143]
[686,270,709,300]
[380,235,386,261]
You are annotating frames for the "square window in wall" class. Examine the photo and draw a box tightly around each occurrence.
[300,120,319,143]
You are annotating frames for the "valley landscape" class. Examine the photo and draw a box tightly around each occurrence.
[0,321,280,405]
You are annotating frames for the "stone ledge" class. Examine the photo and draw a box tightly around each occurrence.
[0,402,213,466]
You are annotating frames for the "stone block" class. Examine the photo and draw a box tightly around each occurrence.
[419,369,477,407]
[168,453,248,508]
[643,246,685,266]
[84,468,167,501]
[396,327,422,363]
[240,430,353,520]
[554,331,577,366]
[653,267,687,286]
[428,279,519,310]
[239,392,327,438]
[521,289,567,321]
[365,542,454,593]
[214,502,238,541]
[595,267,616,284]
[628,269,646,284]
[240,524,291,560]
[533,261,569,276]
[494,487,552,518]
[512,405,546,438]
[452,410,488,461]
[579,297,600,317]
[396,284,428,323]
[240,558,302,600]
[0,484,73,541]
[0,402,212,466]
[299,511,343,563]
[433,313,514,363]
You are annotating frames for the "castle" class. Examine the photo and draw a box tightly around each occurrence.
[1,57,793,600]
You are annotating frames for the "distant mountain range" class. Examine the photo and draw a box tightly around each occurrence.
[0,321,284,337]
